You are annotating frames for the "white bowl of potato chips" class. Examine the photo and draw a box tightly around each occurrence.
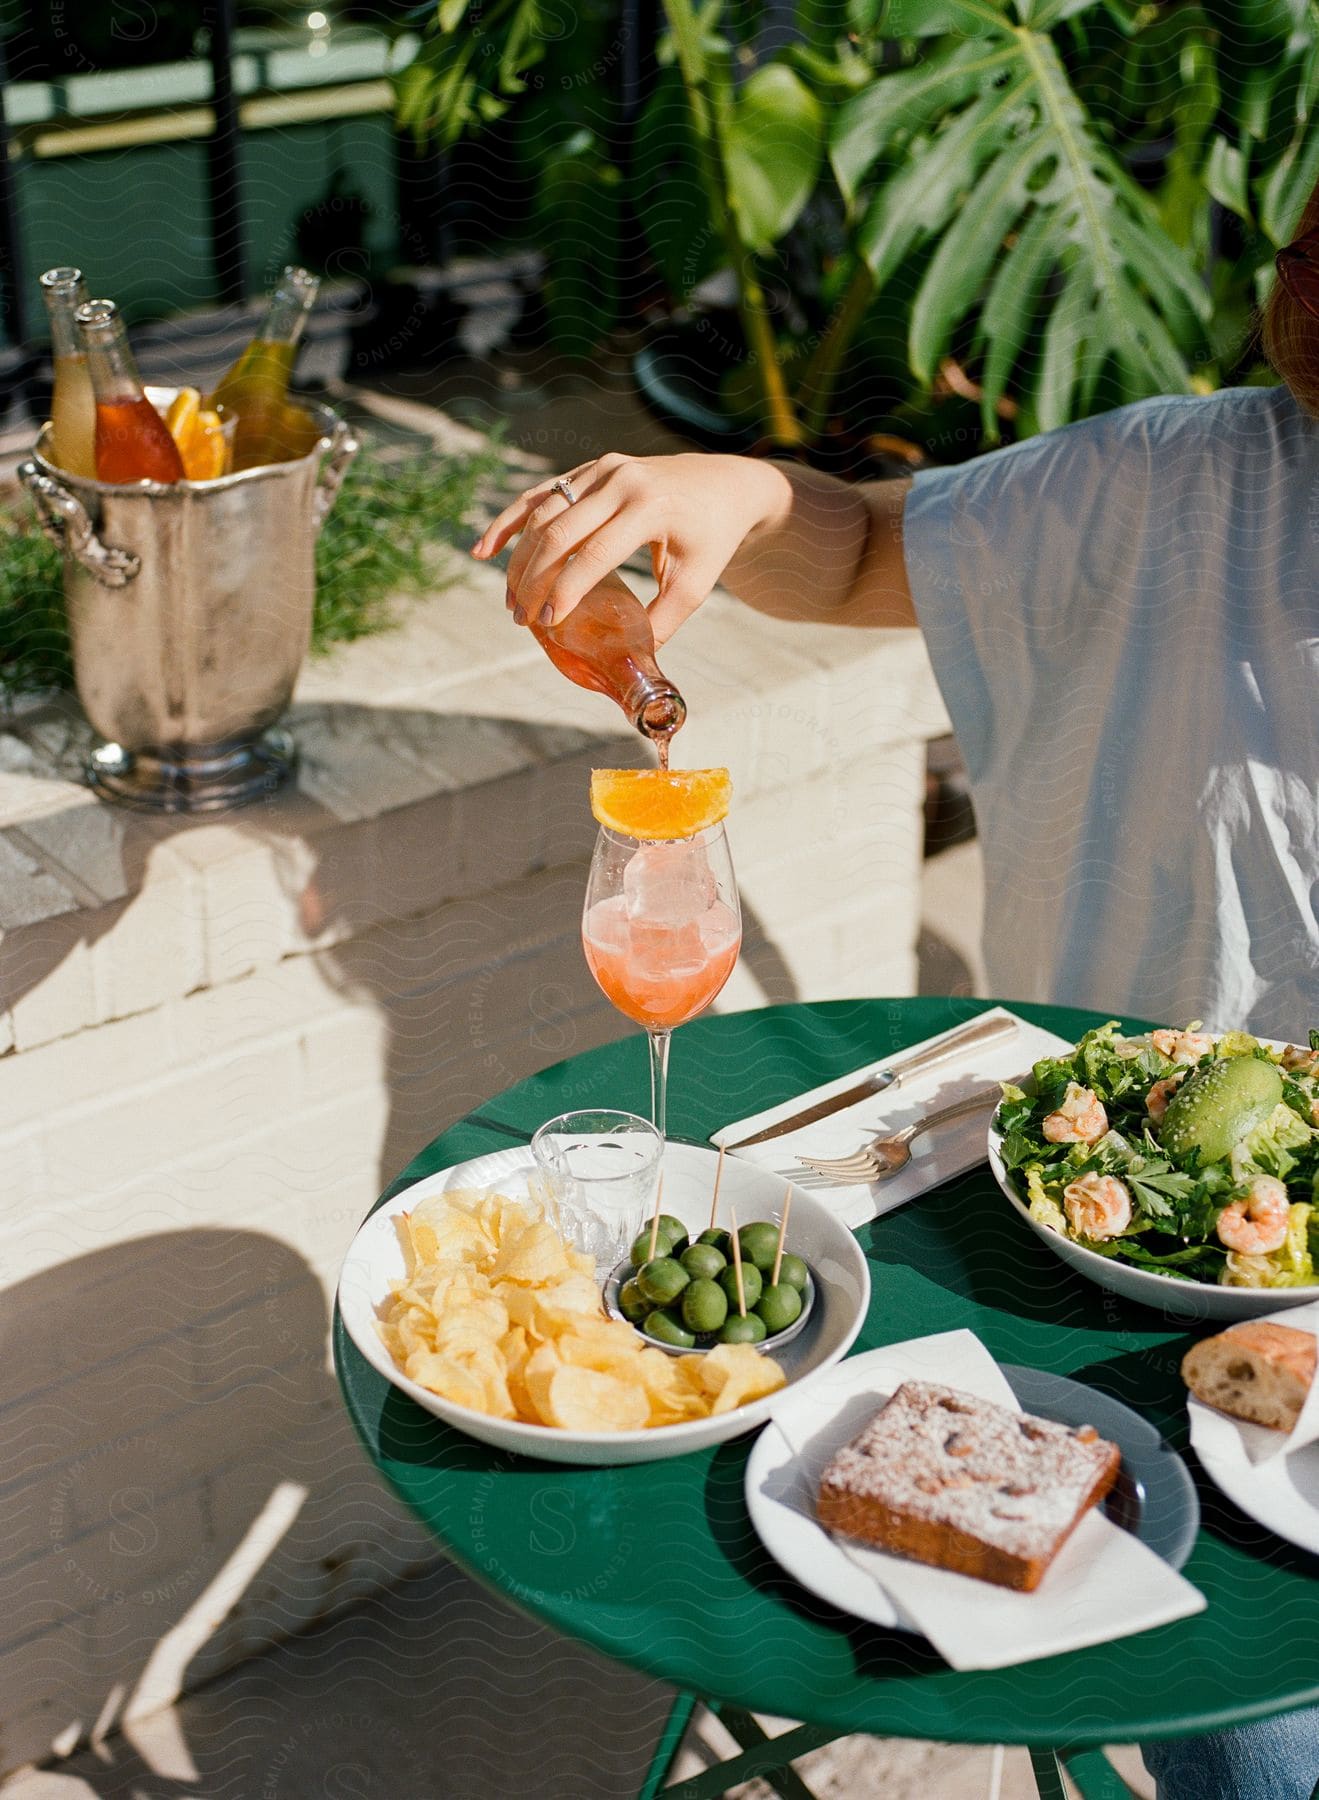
[337,1143,870,1465]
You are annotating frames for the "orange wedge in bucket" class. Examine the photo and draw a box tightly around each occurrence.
[165,387,229,480]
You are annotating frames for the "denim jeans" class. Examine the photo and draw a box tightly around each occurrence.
[1142,1709,1319,1800]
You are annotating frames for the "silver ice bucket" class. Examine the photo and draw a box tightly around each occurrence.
[18,389,358,812]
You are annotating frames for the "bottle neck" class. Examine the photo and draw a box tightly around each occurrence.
[39,267,88,360]
[76,299,145,404]
[624,678,687,741]
[255,266,320,348]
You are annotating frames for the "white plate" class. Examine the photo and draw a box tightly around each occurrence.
[1188,1400,1319,1555]
[745,1343,1200,1643]
[337,1142,870,1466]
[988,1035,1319,1322]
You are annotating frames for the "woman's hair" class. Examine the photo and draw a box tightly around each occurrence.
[1261,187,1319,416]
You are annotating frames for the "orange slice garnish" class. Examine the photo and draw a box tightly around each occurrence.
[165,386,201,444]
[165,389,229,479]
[589,768,732,840]
[184,410,227,479]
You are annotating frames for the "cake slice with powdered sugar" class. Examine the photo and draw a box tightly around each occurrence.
[817,1379,1121,1592]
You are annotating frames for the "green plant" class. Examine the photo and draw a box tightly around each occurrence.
[400,0,1319,451]
[0,437,504,706]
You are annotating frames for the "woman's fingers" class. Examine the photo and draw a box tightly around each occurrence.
[472,482,556,559]
[472,460,599,559]
[539,517,661,626]
[505,486,622,615]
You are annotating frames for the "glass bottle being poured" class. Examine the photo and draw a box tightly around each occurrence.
[530,570,687,765]
[207,265,321,472]
[76,298,185,485]
[39,267,96,479]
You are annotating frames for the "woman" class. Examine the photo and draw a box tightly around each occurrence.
[474,221,1319,1799]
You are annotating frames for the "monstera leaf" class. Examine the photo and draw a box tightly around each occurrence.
[831,4,1212,435]
[724,65,825,252]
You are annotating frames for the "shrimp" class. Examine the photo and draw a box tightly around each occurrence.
[1216,1175,1290,1256]
[1063,1172,1133,1242]
[1151,1028,1214,1066]
[1145,1074,1185,1125]
[1282,1043,1319,1078]
[1041,1082,1109,1145]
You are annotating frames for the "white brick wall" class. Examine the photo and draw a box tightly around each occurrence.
[0,547,947,1777]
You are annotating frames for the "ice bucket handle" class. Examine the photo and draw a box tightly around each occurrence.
[16,460,141,589]
[312,417,360,534]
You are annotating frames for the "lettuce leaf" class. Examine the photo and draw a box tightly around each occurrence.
[1025,1166,1066,1235]
[1234,1101,1315,1182]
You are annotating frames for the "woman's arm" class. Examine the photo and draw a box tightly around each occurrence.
[472,452,916,645]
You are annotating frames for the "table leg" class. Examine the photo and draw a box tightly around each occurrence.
[1059,1748,1144,1799]
[716,1705,825,1800]
[643,1708,840,1800]
[1027,1746,1142,1800]
[638,1691,699,1800]
[1029,1747,1070,1800]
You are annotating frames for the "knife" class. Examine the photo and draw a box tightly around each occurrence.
[718,1011,1019,1151]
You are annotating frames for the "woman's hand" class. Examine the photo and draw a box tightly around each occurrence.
[472,451,791,645]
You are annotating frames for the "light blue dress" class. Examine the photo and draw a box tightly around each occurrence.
[904,385,1319,1800]
[904,384,1319,1040]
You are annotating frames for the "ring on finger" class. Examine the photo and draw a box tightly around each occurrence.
[551,476,577,506]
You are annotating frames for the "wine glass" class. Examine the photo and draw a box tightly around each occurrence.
[581,822,741,1138]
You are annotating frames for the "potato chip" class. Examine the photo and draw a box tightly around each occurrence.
[524,1342,564,1425]
[405,1351,487,1411]
[491,1221,570,1284]
[537,1273,605,1315]
[377,1188,787,1433]
[548,1364,648,1433]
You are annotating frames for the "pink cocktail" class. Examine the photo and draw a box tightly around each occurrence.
[582,824,741,1134]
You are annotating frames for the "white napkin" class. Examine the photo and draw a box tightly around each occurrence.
[713,1007,1074,1228]
[1192,1301,1319,1466]
[772,1331,1204,1670]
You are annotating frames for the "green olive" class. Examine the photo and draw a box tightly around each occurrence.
[718,1312,767,1345]
[657,1214,690,1254]
[756,1283,803,1335]
[680,1243,727,1281]
[776,1253,809,1293]
[644,1308,696,1348]
[681,1277,729,1335]
[637,1256,690,1307]
[737,1221,781,1272]
[617,1277,650,1324]
[630,1227,676,1269]
[697,1228,732,1255]
[718,1261,762,1311]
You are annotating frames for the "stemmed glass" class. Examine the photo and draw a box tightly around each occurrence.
[582,821,741,1137]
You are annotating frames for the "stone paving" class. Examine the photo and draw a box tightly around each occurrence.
[0,1560,1155,1800]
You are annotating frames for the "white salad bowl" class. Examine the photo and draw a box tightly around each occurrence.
[988,1040,1319,1322]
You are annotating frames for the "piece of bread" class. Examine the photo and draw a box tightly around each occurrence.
[816,1379,1121,1592]
[1181,1321,1316,1432]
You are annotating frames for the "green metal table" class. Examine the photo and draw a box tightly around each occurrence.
[334,999,1319,1800]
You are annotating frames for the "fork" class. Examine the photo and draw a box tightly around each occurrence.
[796,1084,1003,1183]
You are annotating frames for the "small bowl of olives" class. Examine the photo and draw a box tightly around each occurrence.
[603,1213,816,1354]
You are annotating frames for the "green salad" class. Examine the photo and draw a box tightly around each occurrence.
[994,1022,1319,1288]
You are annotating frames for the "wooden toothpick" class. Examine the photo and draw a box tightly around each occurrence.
[771,1183,793,1288]
[646,1174,665,1263]
[729,1205,746,1317]
[707,1143,727,1233]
